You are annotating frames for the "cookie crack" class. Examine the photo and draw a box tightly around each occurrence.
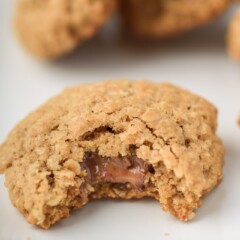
[81,126,120,141]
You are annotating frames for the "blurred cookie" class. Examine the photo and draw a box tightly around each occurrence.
[227,11,240,61]
[0,80,224,229]
[14,0,116,59]
[120,0,230,38]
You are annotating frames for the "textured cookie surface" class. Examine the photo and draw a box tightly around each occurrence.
[120,0,230,38]
[227,11,240,61]
[15,0,116,59]
[0,80,224,229]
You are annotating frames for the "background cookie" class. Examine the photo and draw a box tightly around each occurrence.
[0,80,224,229]
[119,0,230,38]
[14,0,116,59]
[227,11,240,61]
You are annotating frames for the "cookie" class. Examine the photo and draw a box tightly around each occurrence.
[0,80,224,229]
[119,0,230,38]
[14,0,116,59]
[227,11,240,61]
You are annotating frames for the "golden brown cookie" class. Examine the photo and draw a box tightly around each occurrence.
[0,80,224,229]
[119,0,230,39]
[14,0,116,59]
[227,11,240,61]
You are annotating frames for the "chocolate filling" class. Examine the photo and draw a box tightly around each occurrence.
[82,152,151,189]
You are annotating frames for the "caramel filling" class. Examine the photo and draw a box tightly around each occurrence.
[82,152,150,188]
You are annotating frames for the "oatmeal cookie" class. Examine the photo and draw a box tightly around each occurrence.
[14,0,116,59]
[0,80,224,229]
[119,0,230,38]
[227,11,240,61]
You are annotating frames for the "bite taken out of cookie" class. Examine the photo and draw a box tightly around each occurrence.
[0,80,224,229]
[14,0,116,59]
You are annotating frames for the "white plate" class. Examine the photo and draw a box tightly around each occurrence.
[0,1,240,240]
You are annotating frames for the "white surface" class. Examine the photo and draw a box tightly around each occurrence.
[1,1,240,240]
